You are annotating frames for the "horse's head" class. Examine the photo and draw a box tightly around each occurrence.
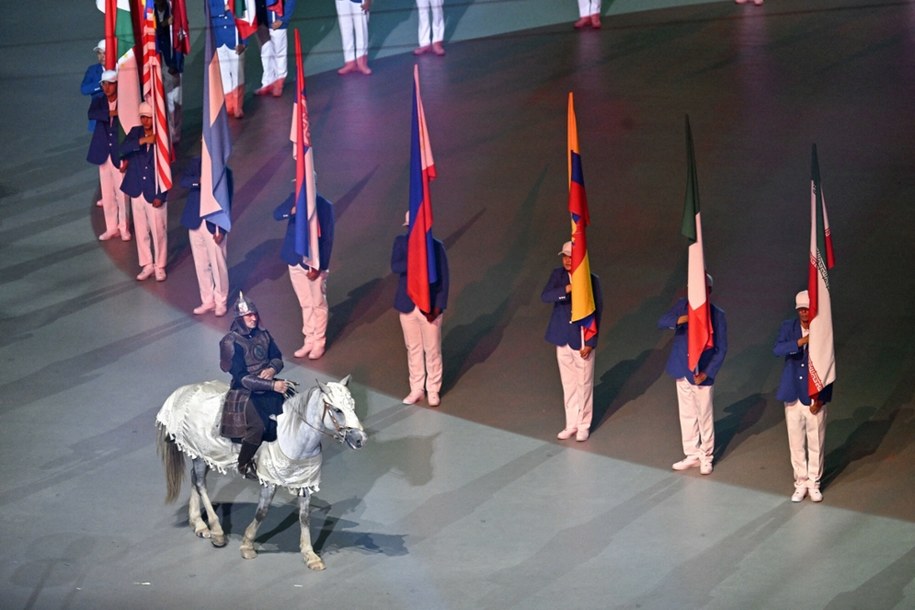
[317,374,367,450]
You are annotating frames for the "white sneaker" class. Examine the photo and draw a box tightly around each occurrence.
[672,457,701,471]
[155,268,167,282]
[557,428,577,440]
[193,303,215,315]
[402,390,424,405]
[136,265,155,281]
[808,488,823,502]
[427,392,440,407]
[308,345,325,360]
[791,488,807,503]
[575,429,590,442]
[214,304,228,317]
[294,343,314,358]
[699,462,713,475]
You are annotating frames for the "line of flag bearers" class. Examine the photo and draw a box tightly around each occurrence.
[86,3,838,503]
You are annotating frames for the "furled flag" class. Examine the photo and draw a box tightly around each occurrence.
[234,0,258,40]
[807,144,837,399]
[291,29,320,270]
[681,116,714,373]
[97,0,142,131]
[406,65,438,314]
[199,0,233,232]
[141,0,172,192]
[567,92,598,341]
[172,0,191,56]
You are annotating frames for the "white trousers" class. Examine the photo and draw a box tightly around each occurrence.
[577,0,601,17]
[259,27,288,87]
[99,158,128,235]
[399,308,443,394]
[336,0,369,62]
[189,226,229,308]
[131,196,168,270]
[675,377,715,463]
[164,70,182,144]
[784,401,827,490]
[288,265,329,350]
[416,0,444,45]
[216,45,245,94]
[556,345,595,432]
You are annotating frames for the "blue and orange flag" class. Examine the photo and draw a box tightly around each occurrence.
[199,0,232,232]
[567,92,597,341]
[407,65,438,313]
[292,29,320,270]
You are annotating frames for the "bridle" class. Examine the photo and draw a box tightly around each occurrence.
[305,397,359,444]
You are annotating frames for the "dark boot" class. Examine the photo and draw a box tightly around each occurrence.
[237,442,260,480]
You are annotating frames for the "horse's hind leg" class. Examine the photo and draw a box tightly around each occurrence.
[298,492,325,570]
[239,484,277,559]
[190,458,226,548]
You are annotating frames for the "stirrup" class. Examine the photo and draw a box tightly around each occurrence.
[239,461,258,480]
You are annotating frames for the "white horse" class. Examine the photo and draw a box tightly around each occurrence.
[156,374,367,570]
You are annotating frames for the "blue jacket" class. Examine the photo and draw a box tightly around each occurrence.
[541,268,603,349]
[81,63,104,132]
[179,159,232,233]
[257,0,295,29]
[86,94,122,166]
[391,235,449,314]
[119,126,169,202]
[773,318,833,405]
[209,0,243,48]
[657,297,728,384]
[273,192,334,271]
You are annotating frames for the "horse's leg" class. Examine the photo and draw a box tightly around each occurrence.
[191,458,227,548]
[298,491,325,570]
[239,484,277,560]
[187,459,209,538]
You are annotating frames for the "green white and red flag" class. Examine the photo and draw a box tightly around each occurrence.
[807,144,836,399]
[97,0,142,132]
[681,116,713,373]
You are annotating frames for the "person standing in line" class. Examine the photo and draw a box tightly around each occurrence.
[541,241,603,442]
[254,0,295,97]
[773,290,832,503]
[87,69,132,242]
[274,190,335,360]
[82,39,107,208]
[180,158,231,316]
[209,0,247,118]
[413,0,445,56]
[573,0,601,29]
[657,274,727,474]
[391,213,449,407]
[120,102,169,281]
[335,0,372,75]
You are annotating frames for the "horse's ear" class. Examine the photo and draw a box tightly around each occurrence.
[339,374,351,387]
[317,378,329,395]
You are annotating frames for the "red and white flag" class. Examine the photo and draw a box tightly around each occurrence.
[141,0,172,192]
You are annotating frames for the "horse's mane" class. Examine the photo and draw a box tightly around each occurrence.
[284,386,315,421]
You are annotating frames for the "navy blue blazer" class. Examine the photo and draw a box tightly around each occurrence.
[541,267,602,349]
[773,318,833,405]
[273,193,334,271]
[86,94,121,165]
[179,159,232,233]
[391,235,449,314]
[657,297,727,384]
[119,126,168,202]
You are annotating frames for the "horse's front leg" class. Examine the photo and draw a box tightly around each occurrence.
[240,484,277,560]
[190,458,226,548]
[299,491,325,570]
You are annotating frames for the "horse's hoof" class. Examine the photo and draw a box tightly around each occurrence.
[195,528,210,539]
[240,547,258,560]
[304,553,325,571]
[210,535,227,548]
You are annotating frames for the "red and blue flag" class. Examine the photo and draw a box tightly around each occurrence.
[199,0,232,232]
[407,65,438,313]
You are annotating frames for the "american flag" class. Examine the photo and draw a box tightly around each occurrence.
[141,0,172,192]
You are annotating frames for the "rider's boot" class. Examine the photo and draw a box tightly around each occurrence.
[237,441,260,480]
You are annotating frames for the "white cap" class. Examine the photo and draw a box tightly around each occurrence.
[558,241,572,256]
[138,102,153,117]
[95,39,106,53]
[795,290,810,309]
[100,69,118,83]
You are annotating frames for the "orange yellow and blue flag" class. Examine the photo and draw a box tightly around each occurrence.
[567,92,597,341]
[407,65,438,313]
[199,0,232,232]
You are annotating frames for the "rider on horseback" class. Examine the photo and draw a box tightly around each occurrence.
[219,292,290,478]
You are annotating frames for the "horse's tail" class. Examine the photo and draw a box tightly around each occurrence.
[157,425,185,504]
